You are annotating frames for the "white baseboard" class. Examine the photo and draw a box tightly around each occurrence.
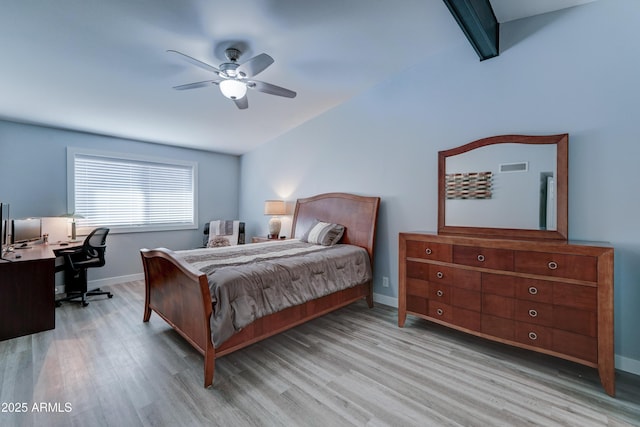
[371,293,640,376]
[57,273,144,295]
[373,293,398,308]
[616,354,640,376]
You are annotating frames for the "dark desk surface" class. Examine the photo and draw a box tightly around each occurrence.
[1,242,82,263]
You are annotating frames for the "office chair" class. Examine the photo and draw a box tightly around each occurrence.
[55,227,113,307]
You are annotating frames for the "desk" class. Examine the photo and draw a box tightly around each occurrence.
[0,244,66,341]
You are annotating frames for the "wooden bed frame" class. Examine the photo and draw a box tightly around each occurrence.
[140,192,380,387]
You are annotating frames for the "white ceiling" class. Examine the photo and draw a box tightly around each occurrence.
[490,0,595,23]
[0,0,595,155]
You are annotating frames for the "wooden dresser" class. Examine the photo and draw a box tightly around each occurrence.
[398,232,615,396]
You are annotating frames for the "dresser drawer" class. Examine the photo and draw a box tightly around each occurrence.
[553,306,597,337]
[429,283,451,304]
[428,264,454,284]
[405,240,452,262]
[552,329,597,363]
[406,278,429,298]
[482,294,515,319]
[514,277,555,303]
[482,315,514,340]
[553,283,597,311]
[452,287,481,312]
[452,307,481,331]
[406,261,429,281]
[430,285,481,312]
[483,274,559,311]
[514,251,597,282]
[429,265,482,290]
[406,278,429,315]
[453,245,514,270]
[406,295,428,315]
[427,302,481,331]
[451,268,481,292]
[482,273,516,297]
[429,301,452,323]
[515,322,553,350]
[515,300,553,327]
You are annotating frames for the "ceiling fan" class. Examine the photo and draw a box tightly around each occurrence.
[168,48,297,110]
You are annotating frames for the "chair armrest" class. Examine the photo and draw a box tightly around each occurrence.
[54,246,83,255]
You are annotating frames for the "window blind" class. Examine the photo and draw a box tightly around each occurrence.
[71,151,196,232]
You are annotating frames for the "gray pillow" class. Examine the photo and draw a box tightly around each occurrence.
[300,220,345,246]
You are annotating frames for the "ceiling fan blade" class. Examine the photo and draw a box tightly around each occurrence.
[237,53,274,78]
[167,50,221,75]
[234,96,248,110]
[247,80,296,98]
[172,80,221,90]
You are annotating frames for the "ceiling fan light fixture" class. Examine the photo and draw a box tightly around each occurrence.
[169,48,296,109]
[219,79,247,100]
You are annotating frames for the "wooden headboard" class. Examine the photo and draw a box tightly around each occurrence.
[291,192,380,263]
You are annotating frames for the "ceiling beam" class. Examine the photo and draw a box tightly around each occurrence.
[443,0,499,61]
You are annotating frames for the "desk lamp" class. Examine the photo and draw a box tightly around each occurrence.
[60,213,84,242]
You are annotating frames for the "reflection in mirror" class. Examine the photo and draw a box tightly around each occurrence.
[445,143,557,230]
[438,134,568,240]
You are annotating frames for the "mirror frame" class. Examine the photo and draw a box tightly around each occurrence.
[438,134,568,240]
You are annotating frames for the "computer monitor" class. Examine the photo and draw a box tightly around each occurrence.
[0,203,8,253]
[12,218,42,244]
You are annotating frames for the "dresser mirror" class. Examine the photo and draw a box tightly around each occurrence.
[438,134,568,240]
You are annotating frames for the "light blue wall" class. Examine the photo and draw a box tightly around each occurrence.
[0,120,240,281]
[239,0,640,372]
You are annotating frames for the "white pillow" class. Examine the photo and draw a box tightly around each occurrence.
[300,220,345,246]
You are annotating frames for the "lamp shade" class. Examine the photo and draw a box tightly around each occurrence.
[219,79,247,100]
[264,200,286,216]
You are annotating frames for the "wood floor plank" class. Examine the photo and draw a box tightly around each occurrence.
[0,279,638,426]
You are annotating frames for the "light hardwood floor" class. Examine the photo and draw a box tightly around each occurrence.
[1,280,638,426]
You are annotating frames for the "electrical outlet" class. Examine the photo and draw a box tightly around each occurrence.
[382,276,390,287]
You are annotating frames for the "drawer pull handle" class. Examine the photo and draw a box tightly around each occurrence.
[528,309,538,318]
[528,332,538,341]
[436,308,443,316]
[436,271,444,279]
[436,290,444,297]
[528,286,538,295]
[477,254,485,262]
[425,248,432,255]
[548,261,558,270]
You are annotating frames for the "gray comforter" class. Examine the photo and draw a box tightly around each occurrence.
[177,240,372,346]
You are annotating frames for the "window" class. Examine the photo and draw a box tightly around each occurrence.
[67,148,197,233]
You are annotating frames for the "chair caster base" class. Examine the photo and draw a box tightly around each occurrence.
[55,288,112,308]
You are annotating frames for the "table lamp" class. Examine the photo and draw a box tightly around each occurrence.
[60,213,84,242]
[264,200,286,239]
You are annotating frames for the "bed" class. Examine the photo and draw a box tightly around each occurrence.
[140,192,380,387]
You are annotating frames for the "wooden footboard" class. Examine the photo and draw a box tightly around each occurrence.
[140,248,216,387]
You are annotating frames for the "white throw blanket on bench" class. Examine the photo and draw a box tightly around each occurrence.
[208,220,240,246]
